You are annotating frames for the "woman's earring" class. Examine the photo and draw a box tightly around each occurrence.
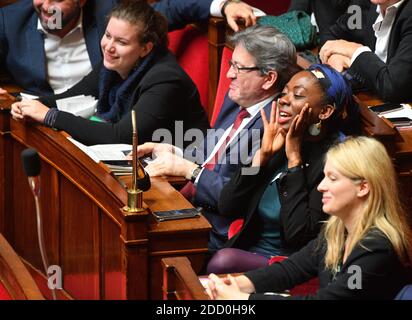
[308,120,322,136]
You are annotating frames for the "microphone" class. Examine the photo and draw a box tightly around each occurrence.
[21,148,41,197]
[136,165,151,192]
[21,148,57,300]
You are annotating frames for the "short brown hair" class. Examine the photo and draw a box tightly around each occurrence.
[108,0,168,48]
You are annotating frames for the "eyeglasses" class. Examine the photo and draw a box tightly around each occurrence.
[228,60,260,74]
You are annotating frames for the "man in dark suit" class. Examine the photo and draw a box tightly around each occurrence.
[136,25,298,251]
[0,0,256,96]
[319,0,412,102]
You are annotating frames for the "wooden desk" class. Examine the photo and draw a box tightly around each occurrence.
[355,93,412,217]
[0,98,211,300]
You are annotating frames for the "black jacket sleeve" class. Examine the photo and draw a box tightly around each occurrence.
[52,74,190,145]
[245,237,320,296]
[277,164,326,250]
[349,40,412,102]
[38,67,100,108]
[152,0,212,31]
[247,232,409,300]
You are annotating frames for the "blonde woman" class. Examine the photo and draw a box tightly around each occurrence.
[207,136,412,299]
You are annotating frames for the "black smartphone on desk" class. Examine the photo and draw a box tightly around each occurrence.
[153,208,201,221]
[102,160,131,166]
[385,117,412,127]
[102,157,149,167]
[368,103,403,114]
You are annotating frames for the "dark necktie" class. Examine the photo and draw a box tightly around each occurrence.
[203,108,250,170]
[180,108,250,201]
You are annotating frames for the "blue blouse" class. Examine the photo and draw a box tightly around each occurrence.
[248,161,292,258]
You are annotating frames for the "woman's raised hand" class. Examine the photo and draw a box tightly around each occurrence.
[252,100,286,167]
[286,104,311,168]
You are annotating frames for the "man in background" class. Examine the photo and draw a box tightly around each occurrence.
[0,0,257,96]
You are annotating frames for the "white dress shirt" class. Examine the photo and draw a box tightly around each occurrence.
[38,11,92,94]
[195,95,275,183]
[351,0,405,64]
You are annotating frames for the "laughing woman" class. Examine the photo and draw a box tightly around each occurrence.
[11,0,209,146]
[206,64,359,274]
[207,136,412,300]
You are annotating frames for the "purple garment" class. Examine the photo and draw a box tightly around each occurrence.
[207,248,270,274]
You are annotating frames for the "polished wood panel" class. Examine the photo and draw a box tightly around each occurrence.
[60,178,101,299]
[0,233,44,300]
[162,256,209,300]
[0,97,211,300]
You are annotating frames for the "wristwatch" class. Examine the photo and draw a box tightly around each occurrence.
[190,165,202,183]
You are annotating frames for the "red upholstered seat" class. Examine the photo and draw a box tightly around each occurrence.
[210,46,233,126]
[268,256,320,296]
[168,25,209,112]
[0,281,12,300]
[228,218,319,296]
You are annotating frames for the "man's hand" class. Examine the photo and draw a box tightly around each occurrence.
[127,142,176,159]
[222,0,257,32]
[10,100,49,123]
[325,54,351,72]
[319,40,363,64]
[144,151,198,179]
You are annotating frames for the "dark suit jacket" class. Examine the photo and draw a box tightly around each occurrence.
[323,0,412,102]
[0,0,212,95]
[191,94,273,212]
[39,49,209,146]
[246,230,412,300]
[218,135,335,253]
[289,0,370,43]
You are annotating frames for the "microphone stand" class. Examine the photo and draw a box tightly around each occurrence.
[29,177,57,300]
[22,149,58,300]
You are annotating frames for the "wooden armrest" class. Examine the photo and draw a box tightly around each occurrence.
[162,257,210,300]
[0,234,44,300]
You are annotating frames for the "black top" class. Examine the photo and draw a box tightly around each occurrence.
[39,50,210,146]
[246,229,412,300]
[218,136,336,253]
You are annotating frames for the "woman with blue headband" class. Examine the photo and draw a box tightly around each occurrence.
[206,64,360,274]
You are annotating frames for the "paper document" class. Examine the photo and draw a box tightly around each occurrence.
[67,137,132,162]
[56,95,98,118]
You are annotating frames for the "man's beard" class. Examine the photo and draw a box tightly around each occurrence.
[35,3,81,34]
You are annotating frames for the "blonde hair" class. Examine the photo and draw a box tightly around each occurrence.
[323,136,412,272]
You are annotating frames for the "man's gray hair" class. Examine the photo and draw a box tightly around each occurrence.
[229,25,297,90]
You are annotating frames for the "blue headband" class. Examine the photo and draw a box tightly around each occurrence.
[307,64,356,120]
